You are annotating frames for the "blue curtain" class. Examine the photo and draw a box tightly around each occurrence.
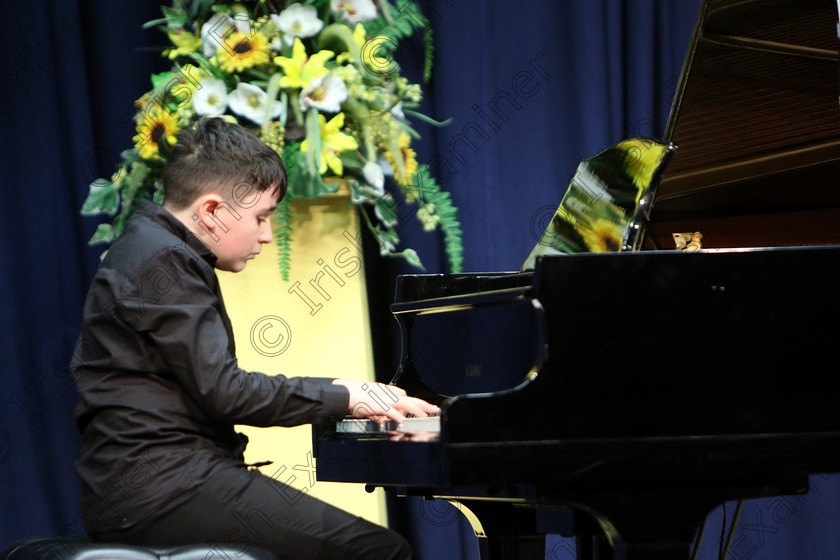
[4,2,840,560]
[392,0,703,273]
[0,0,165,544]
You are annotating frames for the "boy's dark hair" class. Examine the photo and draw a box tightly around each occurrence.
[162,118,287,210]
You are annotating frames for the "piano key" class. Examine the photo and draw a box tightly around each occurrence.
[335,416,441,435]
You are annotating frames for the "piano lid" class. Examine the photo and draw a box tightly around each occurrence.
[651,0,840,226]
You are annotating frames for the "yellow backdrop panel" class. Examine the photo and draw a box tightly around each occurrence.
[216,192,386,526]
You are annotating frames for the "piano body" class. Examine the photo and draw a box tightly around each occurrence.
[314,0,840,559]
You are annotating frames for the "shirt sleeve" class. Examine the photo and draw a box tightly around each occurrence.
[113,245,350,427]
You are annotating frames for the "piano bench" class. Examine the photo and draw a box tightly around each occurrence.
[0,537,277,560]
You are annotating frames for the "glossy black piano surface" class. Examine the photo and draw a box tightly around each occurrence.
[314,0,840,558]
[316,248,840,556]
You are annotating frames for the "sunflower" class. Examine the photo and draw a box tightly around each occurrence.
[386,132,418,188]
[580,217,624,253]
[616,138,669,190]
[215,31,271,73]
[133,105,180,160]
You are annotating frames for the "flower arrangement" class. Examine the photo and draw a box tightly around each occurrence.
[81,0,463,279]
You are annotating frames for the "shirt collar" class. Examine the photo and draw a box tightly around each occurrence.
[136,200,218,268]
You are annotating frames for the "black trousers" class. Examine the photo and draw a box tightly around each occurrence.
[91,464,412,560]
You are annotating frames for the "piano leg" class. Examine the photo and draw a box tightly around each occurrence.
[567,512,614,560]
[448,490,723,560]
[446,500,547,560]
[443,501,617,560]
[562,487,732,560]
[435,479,806,560]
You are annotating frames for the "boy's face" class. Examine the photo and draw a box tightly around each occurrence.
[208,187,279,272]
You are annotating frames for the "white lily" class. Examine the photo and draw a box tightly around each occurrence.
[330,0,378,24]
[377,155,395,177]
[362,161,385,194]
[350,161,386,204]
[228,82,283,125]
[299,74,349,113]
[201,12,253,58]
[192,78,228,116]
[389,100,405,120]
[270,4,324,47]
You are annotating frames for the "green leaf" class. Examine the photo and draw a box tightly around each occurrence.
[108,162,152,238]
[88,223,115,245]
[338,150,365,171]
[298,169,332,198]
[152,180,165,204]
[141,18,173,30]
[394,248,424,269]
[403,108,452,127]
[262,73,284,137]
[120,149,142,164]
[317,23,365,75]
[248,69,272,81]
[284,144,333,199]
[150,71,176,91]
[81,179,119,216]
[374,195,399,227]
[376,0,395,24]
[395,17,413,35]
[303,107,322,180]
[186,52,226,80]
[317,23,362,60]
[160,6,187,28]
[188,0,218,21]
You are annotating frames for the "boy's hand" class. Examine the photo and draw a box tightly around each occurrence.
[332,379,440,424]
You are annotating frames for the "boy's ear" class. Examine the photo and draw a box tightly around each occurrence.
[194,193,225,232]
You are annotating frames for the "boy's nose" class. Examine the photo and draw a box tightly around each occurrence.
[259,221,273,244]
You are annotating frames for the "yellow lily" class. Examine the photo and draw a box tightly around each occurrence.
[173,64,210,107]
[352,23,367,47]
[330,23,394,75]
[274,38,334,89]
[164,29,200,59]
[360,35,395,75]
[301,112,359,175]
[336,23,366,65]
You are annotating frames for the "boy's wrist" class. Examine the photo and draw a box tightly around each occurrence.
[323,378,352,419]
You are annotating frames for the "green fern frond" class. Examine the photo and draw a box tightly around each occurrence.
[427,189,463,273]
[422,25,434,82]
[273,192,295,281]
[365,2,426,48]
[112,162,152,239]
[412,165,463,273]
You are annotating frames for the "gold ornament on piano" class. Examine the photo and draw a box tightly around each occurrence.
[672,231,704,252]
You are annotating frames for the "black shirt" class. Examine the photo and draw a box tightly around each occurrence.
[71,200,349,533]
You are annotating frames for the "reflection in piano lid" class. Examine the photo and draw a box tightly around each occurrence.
[335,416,441,438]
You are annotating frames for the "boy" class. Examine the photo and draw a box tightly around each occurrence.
[71,118,438,560]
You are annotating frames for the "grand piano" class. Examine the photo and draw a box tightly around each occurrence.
[314,1,840,558]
